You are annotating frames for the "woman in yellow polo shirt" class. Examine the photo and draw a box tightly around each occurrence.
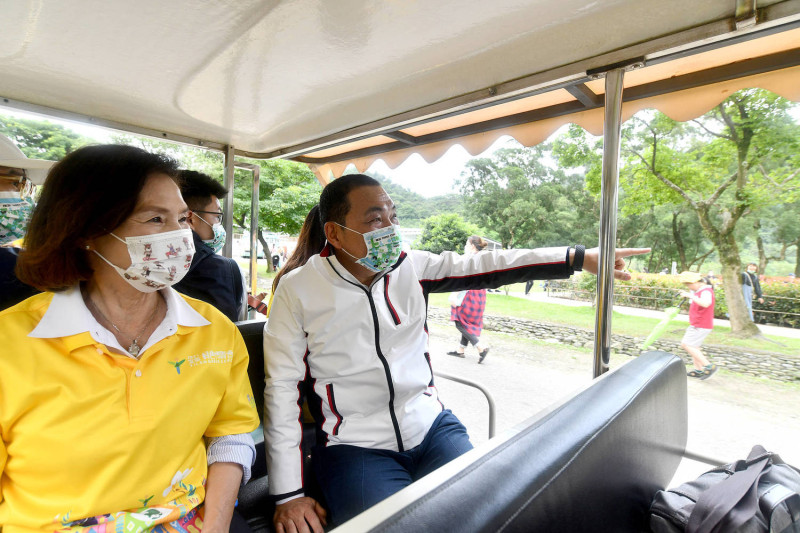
[0,145,260,533]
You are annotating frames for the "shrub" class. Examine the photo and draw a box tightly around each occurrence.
[548,274,800,328]
[753,280,800,328]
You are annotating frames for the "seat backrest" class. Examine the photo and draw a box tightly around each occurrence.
[339,350,688,533]
[236,319,267,420]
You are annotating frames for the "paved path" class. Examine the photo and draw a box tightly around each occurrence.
[427,322,800,486]
[513,289,800,339]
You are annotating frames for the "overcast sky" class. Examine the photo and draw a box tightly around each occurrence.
[367,136,518,198]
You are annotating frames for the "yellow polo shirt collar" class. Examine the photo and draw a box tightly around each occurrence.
[28,286,210,357]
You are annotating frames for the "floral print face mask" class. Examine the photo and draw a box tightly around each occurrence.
[0,192,34,244]
[94,228,195,292]
[336,223,403,273]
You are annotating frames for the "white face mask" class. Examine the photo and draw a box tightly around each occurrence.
[336,223,403,273]
[94,228,195,292]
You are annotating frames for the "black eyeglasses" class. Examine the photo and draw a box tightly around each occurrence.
[193,210,224,220]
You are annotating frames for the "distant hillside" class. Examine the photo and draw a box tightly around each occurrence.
[369,172,466,227]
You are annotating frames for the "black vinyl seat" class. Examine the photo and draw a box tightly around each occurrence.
[235,319,273,532]
[336,350,688,533]
[237,317,688,533]
[235,319,320,533]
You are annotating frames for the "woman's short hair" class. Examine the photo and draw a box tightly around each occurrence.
[17,144,180,291]
[468,235,488,251]
[319,173,381,225]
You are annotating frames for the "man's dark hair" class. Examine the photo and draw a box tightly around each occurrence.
[318,174,381,225]
[179,170,228,211]
[17,144,180,291]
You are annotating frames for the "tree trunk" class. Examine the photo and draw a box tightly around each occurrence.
[693,204,758,337]
[672,212,688,271]
[754,219,769,273]
[716,232,760,337]
[796,243,800,277]
[256,230,273,271]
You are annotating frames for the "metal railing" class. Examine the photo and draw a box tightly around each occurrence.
[434,370,497,439]
[546,280,800,328]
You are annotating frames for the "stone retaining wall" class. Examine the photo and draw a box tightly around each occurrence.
[428,308,800,383]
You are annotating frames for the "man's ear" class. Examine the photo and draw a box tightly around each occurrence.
[186,211,197,230]
[325,221,342,249]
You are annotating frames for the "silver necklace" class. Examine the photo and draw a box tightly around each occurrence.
[86,296,161,356]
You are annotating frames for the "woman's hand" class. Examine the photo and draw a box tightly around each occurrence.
[580,248,651,281]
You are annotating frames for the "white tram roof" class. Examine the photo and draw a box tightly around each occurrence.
[1,0,799,181]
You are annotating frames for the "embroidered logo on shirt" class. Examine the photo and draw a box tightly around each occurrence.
[187,350,233,367]
[139,495,154,508]
[168,359,186,375]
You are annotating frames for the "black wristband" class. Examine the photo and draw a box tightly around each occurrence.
[572,245,585,271]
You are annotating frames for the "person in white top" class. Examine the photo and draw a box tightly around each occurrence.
[263,174,649,531]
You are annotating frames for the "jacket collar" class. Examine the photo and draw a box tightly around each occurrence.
[322,249,406,289]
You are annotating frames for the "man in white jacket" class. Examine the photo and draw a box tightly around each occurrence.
[263,174,647,531]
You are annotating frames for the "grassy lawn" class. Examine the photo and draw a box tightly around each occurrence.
[235,259,278,294]
[429,292,800,357]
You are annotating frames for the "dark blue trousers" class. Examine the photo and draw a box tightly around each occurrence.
[313,409,473,525]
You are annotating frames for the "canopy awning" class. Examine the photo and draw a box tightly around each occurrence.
[298,27,800,182]
[1,0,798,176]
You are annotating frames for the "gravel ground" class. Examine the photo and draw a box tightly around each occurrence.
[426,321,800,477]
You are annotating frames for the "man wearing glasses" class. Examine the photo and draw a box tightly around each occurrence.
[173,169,247,322]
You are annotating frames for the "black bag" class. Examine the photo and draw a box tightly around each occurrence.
[649,445,800,533]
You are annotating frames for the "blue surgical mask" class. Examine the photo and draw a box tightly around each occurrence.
[336,223,403,273]
[198,215,226,253]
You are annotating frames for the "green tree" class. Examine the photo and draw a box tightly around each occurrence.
[417,214,479,254]
[615,90,800,336]
[367,171,466,227]
[0,116,93,160]
[754,201,800,276]
[459,145,598,249]
[233,158,321,268]
[112,135,321,270]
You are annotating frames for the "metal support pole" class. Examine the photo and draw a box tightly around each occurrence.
[233,163,261,302]
[593,67,625,379]
[222,146,236,258]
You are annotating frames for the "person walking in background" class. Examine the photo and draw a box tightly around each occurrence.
[741,262,764,322]
[678,271,717,380]
[448,236,490,363]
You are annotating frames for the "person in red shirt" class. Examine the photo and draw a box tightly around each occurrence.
[448,236,490,363]
[678,271,718,379]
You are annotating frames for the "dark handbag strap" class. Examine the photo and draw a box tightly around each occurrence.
[687,445,772,533]
[762,484,800,533]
